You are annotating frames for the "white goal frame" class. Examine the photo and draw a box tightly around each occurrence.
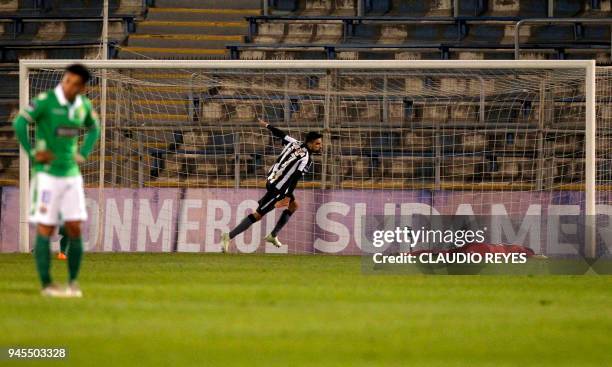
[17,59,597,256]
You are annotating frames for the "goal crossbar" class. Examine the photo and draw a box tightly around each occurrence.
[21,59,596,70]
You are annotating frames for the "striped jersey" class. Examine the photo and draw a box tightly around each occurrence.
[266,127,312,195]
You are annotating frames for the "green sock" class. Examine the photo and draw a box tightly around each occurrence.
[67,237,83,282]
[59,226,67,254]
[34,234,52,287]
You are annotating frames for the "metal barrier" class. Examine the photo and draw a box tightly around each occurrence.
[263,0,570,18]
[0,16,137,39]
[246,15,521,43]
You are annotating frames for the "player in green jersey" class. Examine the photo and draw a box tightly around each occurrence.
[12,64,100,297]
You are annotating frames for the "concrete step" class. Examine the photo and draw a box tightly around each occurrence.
[147,7,260,21]
[153,0,261,10]
[128,34,243,49]
[136,20,248,35]
[118,46,228,59]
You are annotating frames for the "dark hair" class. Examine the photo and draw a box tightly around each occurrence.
[305,131,323,143]
[65,64,91,84]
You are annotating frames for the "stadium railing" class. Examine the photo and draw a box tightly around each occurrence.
[0,15,138,38]
[245,15,523,43]
[0,42,121,63]
[265,0,606,17]
[234,14,611,61]
[245,15,611,44]
[227,42,611,60]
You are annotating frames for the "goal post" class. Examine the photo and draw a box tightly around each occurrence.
[17,59,599,257]
[18,61,30,254]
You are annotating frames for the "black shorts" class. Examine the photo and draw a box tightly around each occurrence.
[256,183,295,216]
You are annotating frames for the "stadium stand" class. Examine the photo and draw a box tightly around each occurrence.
[0,0,144,61]
[0,0,145,185]
[119,0,261,59]
[140,0,611,189]
[0,0,611,190]
[228,0,611,61]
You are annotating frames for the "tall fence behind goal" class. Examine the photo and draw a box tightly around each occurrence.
[14,60,609,257]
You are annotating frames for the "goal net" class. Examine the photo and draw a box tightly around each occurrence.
[16,60,606,258]
[597,66,612,260]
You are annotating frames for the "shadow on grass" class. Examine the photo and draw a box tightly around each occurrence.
[0,285,40,297]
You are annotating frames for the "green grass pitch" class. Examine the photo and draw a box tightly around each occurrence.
[0,253,611,366]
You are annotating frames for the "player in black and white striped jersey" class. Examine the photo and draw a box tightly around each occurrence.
[222,118,323,251]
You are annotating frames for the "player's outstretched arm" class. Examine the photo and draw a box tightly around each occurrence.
[258,117,296,144]
[258,117,285,138]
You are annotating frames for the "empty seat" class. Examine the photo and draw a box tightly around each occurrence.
[381,156,423,179]
[233,103,257,122]
[254,22,285,43]
[201,102,227,122]
[285,23,315,43]
[461,133,488,151]
[239,131,269,153]
[181,132,211,148]
[291,100,323,122]
[491,157,537,180]
[339,131,366,152]
[339,101,381,123]
[303,0,356,16]
[421,105,449,123]
[312,23,343,43]
[450,103,480,122]
[495,132,539,152]
[340,156,376,179]
[442,156,487,180]
[403,131,434,152]
[597,135,612,157]
[552,157,584,183]
[546,134,583,155]
[0,0,145,16]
